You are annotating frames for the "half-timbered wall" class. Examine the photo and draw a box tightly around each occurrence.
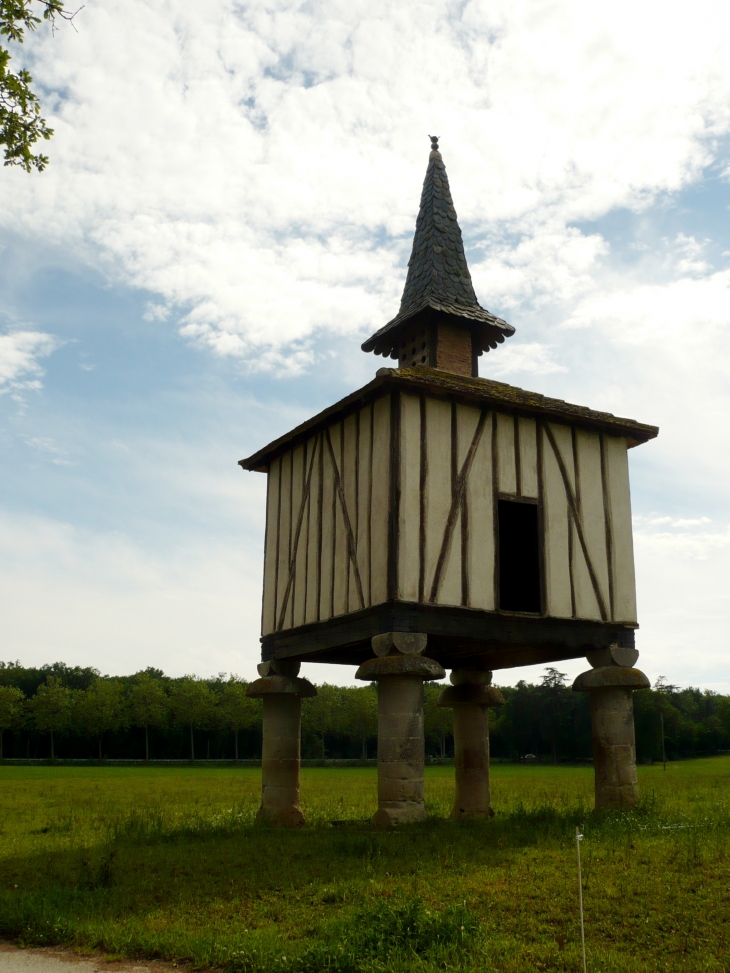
[261,391,637,636]
[261,396,391,636]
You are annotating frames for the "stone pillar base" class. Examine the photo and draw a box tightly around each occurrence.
[371,804,426,828]
[439,670,504,820]
[573,664,649,812]
[256,803,306,828]
[356,635,445,828]
[247,661,316,826]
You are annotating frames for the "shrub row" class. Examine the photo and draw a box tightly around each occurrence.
[0,661,728,763]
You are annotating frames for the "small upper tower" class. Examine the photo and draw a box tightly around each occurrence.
[361,137,515,377]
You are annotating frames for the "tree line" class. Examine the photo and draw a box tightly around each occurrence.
[0,661,728,764]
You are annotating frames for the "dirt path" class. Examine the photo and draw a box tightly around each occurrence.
[0,946,182,973]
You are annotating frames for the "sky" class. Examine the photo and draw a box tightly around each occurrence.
[1,0,729,691]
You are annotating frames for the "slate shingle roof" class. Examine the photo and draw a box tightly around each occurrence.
[362,138,515,358]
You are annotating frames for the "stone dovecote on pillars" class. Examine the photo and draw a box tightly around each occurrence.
[239,137,659,825]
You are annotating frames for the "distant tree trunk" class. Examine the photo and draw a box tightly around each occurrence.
[440,732,446,759]
[321,733,325,760]
[234,729,239,762]
[190,725,195,762]
[50,729,55,760]
[98,735,103,762]
[0,731,3,760]
[361,736,367,761]
[145,725,150,762]
[207,738,210,761]
[552,734,557,765]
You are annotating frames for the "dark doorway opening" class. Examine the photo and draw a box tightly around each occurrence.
[498,499,541,613]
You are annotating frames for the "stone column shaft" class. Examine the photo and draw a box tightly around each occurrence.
[573,659,649,812]
[589,687,639,811]
[260,693,304,825]
[438,674,504,820]
[356,634,445,828]
[375,675,426,824]
[246,663,316,826]
[452,703,491,818]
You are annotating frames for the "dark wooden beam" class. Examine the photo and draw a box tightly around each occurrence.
[261,600,637,671]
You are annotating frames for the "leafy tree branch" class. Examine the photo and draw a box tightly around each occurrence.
[0,0,81,171]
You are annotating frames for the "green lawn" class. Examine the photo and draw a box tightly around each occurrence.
[0,760,728,972]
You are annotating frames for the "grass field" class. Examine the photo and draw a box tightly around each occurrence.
[0,760,728,972]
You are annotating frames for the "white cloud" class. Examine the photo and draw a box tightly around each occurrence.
[472,224,609,313]
[143,303,170,322]
[543,263,730,502]
[482,341,567,378]
[634,515,713,530]
[563,267,730,345]
[674,233,711,276]
[633,517,730,692]
[0,510,263,679]
[3,0,730,363]
[0,331,60,396]
[635,518,730,560]
[24,436,72,465]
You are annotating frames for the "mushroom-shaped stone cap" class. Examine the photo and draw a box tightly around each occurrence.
[450,668,493,686]
[586,645,639,669]
[257,659,301,677]
[372,632,427,657]
[572,667,650,693]
[438,684,504,708]
[246,675,317,698]
[355,655,445,681]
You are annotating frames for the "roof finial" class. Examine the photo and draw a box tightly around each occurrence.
[429,134,439,151]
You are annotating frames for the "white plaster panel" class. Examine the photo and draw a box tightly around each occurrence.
[319,430,335,621]
[542,423,573,618]
[497,412,517,495]
[343,413,359,613]
[370,395,391,606]
[275,450,292,629]
[331,423,349,619]
[604,436,637,623]
[456,403,481,470]
[289,443,306,628]
[261,456,280,636]
[398,393,421,603]
[573,429,609,621]
[423,397,453,603]
[465,410,494,610]
[356,404,373,607]
[518,417,539,498]
[304,437,321,625]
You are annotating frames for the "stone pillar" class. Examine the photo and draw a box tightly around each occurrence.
[573,645,650,812]
[246,660,316,826]
[438,667,504,820]
[356,633,445,827]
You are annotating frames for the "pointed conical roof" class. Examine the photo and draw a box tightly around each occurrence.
[362,138,515,358]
